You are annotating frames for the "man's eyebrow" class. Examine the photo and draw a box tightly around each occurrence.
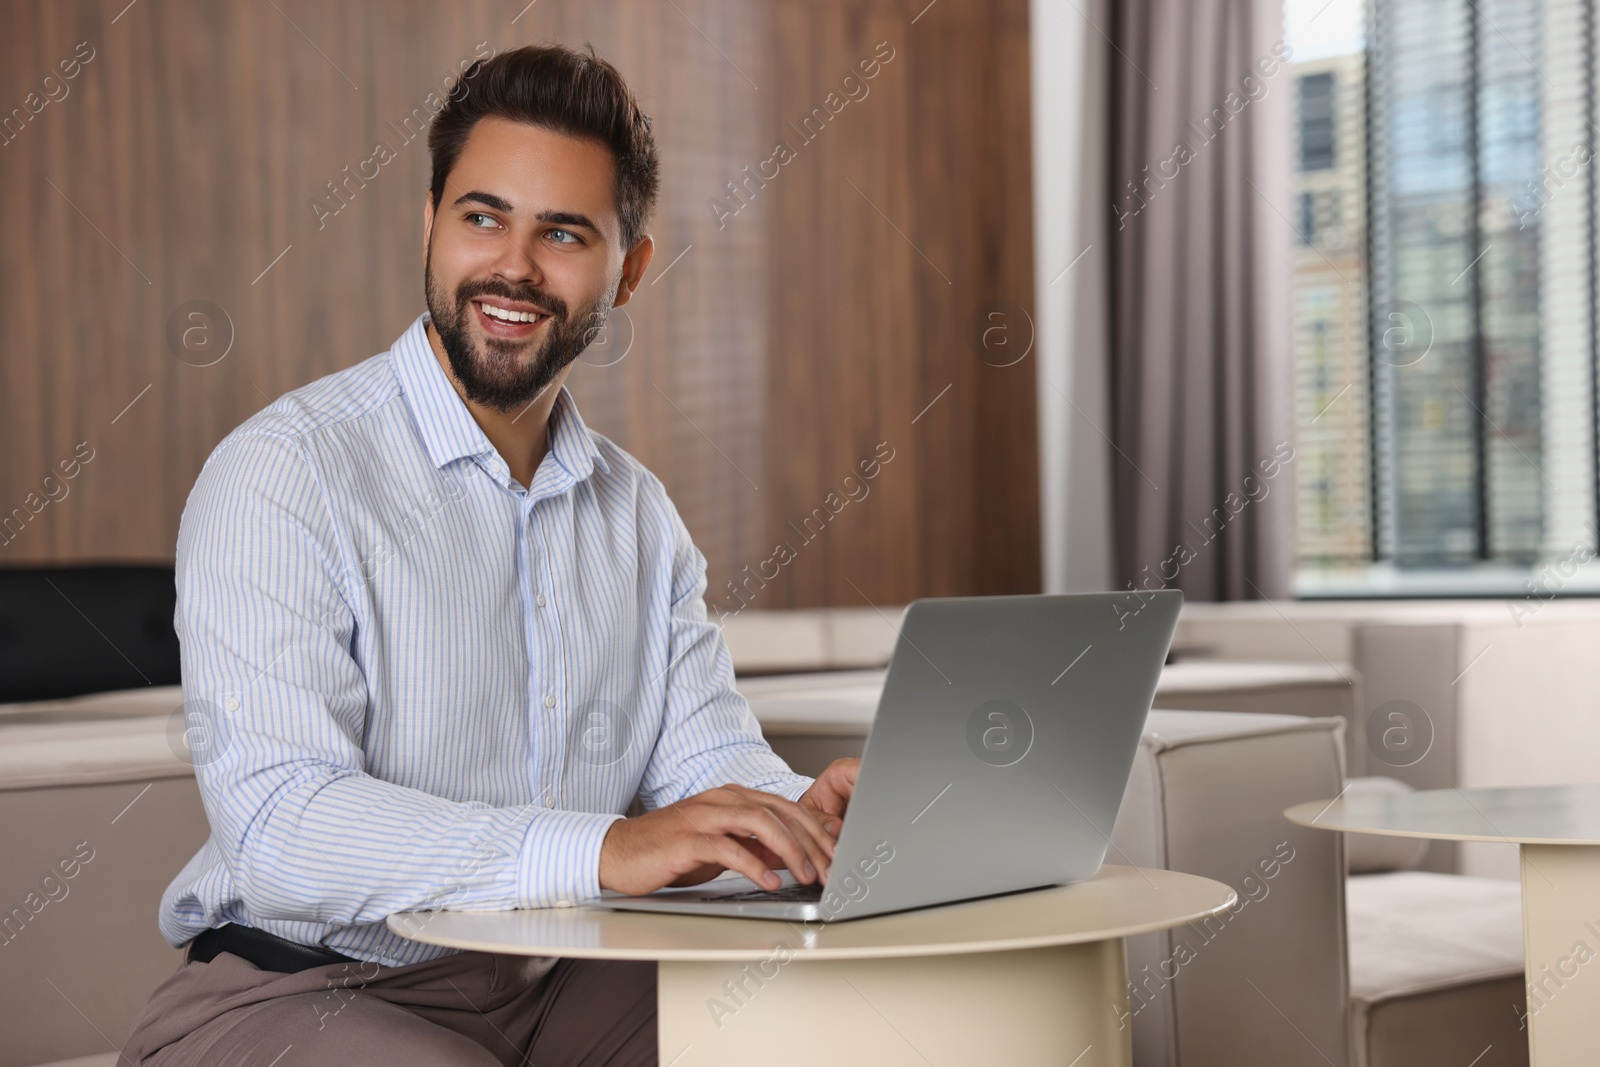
[535,209,601,234]
[451,190,514,213]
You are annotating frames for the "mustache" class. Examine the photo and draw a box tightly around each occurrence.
[456,279,567,321]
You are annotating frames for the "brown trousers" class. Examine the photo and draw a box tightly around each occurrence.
[120,945,656,1066]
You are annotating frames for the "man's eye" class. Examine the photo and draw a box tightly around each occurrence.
[548,228,579,244]
[465,212,498,229]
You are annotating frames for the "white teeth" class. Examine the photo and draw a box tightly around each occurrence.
[479,301,540,324]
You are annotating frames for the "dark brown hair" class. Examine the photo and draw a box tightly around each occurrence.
[428,43,660,250]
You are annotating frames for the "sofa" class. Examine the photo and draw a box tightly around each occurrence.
[0,688,206,1067]
[1175,598,1600,879]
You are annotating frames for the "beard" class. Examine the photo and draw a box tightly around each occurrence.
[424,245,614,414]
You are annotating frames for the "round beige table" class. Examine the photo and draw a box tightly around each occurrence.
[1287,784,1600,1066]
[389,864,1235,1067]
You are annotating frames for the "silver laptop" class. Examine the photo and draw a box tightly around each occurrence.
[597,590,1182,922]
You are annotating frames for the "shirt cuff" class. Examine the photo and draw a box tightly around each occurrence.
[517,808,626,908]
[775,775,814,804]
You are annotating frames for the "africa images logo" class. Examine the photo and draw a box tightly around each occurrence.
[966,699,1034,768]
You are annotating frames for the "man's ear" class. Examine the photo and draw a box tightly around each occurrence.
[611,234,655,309]
[422,193,436,269]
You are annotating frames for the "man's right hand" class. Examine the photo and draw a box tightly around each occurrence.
[597,784,838,897]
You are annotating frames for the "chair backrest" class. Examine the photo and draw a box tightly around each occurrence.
[1342,776,1430,874]
[1112,710,1351,1067]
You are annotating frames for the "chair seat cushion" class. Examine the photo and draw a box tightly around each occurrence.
[1348,871,1523,1001]
[0,683,184,722]
[0,711,191,790]
[1347,871,1527,1067]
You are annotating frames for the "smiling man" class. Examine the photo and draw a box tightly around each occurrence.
[122,44,857,1067]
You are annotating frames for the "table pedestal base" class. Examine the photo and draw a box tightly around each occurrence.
[1521,844,1600,1065]
[658,938,1131,1066]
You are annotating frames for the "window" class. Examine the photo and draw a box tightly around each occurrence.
[1300,190,1317,244]
[1299,72,1337,170]
[1287,0,1600,594]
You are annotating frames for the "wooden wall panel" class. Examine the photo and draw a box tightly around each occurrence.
[0,0,1037,609]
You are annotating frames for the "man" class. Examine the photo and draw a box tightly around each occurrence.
[123,43,858,1066]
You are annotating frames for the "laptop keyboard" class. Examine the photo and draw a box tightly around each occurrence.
[704,882,826,904]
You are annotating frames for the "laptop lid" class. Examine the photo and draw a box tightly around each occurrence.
[817,590,1182,921]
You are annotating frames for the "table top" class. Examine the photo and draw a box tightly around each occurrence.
[388,864,1236,963]
[739,670,884,734]
[1286,784,1600,845]
[739,662,1353,735]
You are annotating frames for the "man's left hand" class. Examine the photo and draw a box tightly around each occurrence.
[799,758,859,837]
[654,759,861,889]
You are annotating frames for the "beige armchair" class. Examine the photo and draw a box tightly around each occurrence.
[0,686,203,1067]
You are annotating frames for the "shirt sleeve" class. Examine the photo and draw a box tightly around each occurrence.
[177,430,619,925]
[635,479,814,809]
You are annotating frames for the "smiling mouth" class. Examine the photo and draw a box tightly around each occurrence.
[474,299,551,335]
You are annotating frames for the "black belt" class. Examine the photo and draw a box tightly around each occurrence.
[187,923,361,974]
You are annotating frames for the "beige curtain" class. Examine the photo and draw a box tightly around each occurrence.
[1107,0,1296,601]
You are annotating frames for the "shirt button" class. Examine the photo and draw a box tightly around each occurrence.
[544,693,557,709]
[544,795,557,806]
[536,593,547,608]
[555,899,573,908]
[224,697,239,712]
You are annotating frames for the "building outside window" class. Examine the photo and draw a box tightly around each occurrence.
[1287,0,1600,596]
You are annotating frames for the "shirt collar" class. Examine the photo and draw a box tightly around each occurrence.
[391,313,609,485]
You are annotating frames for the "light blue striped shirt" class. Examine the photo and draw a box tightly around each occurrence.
[159,313,811,965]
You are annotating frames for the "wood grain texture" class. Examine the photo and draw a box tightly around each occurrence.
[0,0,1037,609]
